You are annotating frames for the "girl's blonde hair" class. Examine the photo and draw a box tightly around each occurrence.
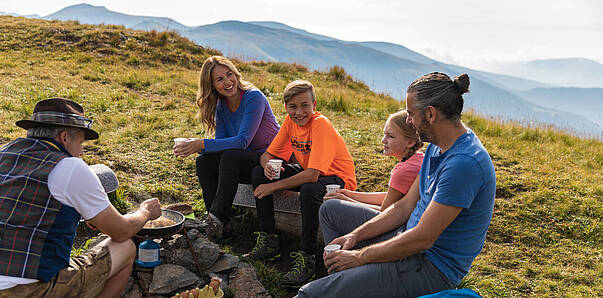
[387,109,423,161]
[196,56,253,133]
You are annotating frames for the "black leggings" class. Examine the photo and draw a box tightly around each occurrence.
[251,163,345,254]
[196,149,262,224]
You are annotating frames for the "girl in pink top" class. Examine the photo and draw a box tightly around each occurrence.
[324,110,423,211]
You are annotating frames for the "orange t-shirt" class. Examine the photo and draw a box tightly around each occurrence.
[267,112,357,190]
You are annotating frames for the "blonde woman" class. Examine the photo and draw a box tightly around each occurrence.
[323,109,423,211]
[174,56,279,243]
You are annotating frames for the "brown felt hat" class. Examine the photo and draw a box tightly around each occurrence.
[16,98,99,140]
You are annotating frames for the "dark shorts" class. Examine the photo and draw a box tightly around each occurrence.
[0,244,112,298]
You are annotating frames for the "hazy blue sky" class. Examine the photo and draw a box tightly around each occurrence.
[3,0,602,71]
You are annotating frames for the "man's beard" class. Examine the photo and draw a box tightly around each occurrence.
[416,117,433,143]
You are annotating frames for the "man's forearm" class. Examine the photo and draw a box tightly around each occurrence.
[359,201,463,265]
[358,227,429,263]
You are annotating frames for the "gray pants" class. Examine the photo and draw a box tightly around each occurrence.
[296,199,455,298]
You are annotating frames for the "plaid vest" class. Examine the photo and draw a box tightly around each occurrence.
[0,138,70,280]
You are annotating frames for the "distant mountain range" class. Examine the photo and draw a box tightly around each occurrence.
[4,4,602,138]
[0,11,40,18]
[489,58,603,89]
[514,87,603,130]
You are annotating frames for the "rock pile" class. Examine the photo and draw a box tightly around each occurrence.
[117,218,269,298]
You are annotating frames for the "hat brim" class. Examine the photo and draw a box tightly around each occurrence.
[16,120,99,140]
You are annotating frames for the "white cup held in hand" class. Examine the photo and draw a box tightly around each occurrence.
[324,244,341,255]
[326,184,341,194]
[173,138,187,146]
[267,159,283,179]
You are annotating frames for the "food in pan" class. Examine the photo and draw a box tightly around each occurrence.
[143,216,177,228]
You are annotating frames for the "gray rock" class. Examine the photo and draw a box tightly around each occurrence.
[136,270,153,295]
[207,253,239,274]
[119,276,142,298]
[184,218,207,232]
[229,263,269,298]
[186,228,200,240]
[191,236,221,268]
[172,234,188,249]
[165,235,221,274]
[148,264,199,295]
[171,228,200,248]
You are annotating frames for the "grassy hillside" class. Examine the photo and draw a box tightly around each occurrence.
[1,16,601,297]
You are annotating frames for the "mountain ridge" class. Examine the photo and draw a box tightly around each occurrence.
[16,3,602,137]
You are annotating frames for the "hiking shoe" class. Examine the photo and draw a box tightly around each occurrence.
[205,213,228,243]
[282,250,316,287]
[242,231,281,261]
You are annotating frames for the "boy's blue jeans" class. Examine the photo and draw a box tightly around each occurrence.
[250,162,345,254]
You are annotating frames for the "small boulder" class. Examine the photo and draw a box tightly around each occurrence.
[148,264,199,295]
[229,263,269,298]
[135,270,153,294]
[120,276,142,298]
[207,253,239,274]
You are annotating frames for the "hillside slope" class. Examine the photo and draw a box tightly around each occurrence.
[39,3,602,138]
[0,16,601,297]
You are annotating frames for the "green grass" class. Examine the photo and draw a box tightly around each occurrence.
[71,236,98,257]
[1,16,602,297]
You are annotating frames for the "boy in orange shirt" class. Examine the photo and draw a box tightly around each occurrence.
[243,80,356,286]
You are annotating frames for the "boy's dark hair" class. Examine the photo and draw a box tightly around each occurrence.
[283,80,316,103]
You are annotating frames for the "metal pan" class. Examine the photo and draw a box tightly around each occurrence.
[136,209,185,239]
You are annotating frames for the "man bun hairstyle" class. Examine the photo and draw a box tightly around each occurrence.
[407,72,470,121]
[453,73,470,94]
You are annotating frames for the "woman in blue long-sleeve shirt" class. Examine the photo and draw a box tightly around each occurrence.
[174,56,279,242]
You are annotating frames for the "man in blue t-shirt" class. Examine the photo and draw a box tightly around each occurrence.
[297,72,496,298]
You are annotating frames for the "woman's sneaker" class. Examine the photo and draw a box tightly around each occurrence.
[205,213,231,243]
[282,250,315,287]
[242,231,281,261]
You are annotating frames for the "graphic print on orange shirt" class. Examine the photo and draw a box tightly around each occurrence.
[291,137,312,154]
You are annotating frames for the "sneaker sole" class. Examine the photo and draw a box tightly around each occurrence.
[282,274,315,288]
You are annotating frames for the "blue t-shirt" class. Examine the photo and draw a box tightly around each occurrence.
[204,89,280,153]
[406,129,496,286]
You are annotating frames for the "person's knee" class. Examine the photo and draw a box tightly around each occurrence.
[297,279,323,298]
[220,149,239,162]
[319,199,337,225]
[118,239,136,261]
[299,183,323,206]
[196,154,208,176]
[106,238,136,262]
[251,165,266,187]
[219,150,244,172]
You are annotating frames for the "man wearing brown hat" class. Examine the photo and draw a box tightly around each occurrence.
[0,98,162,297]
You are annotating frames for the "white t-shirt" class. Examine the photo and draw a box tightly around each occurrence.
[0,157,111,290]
